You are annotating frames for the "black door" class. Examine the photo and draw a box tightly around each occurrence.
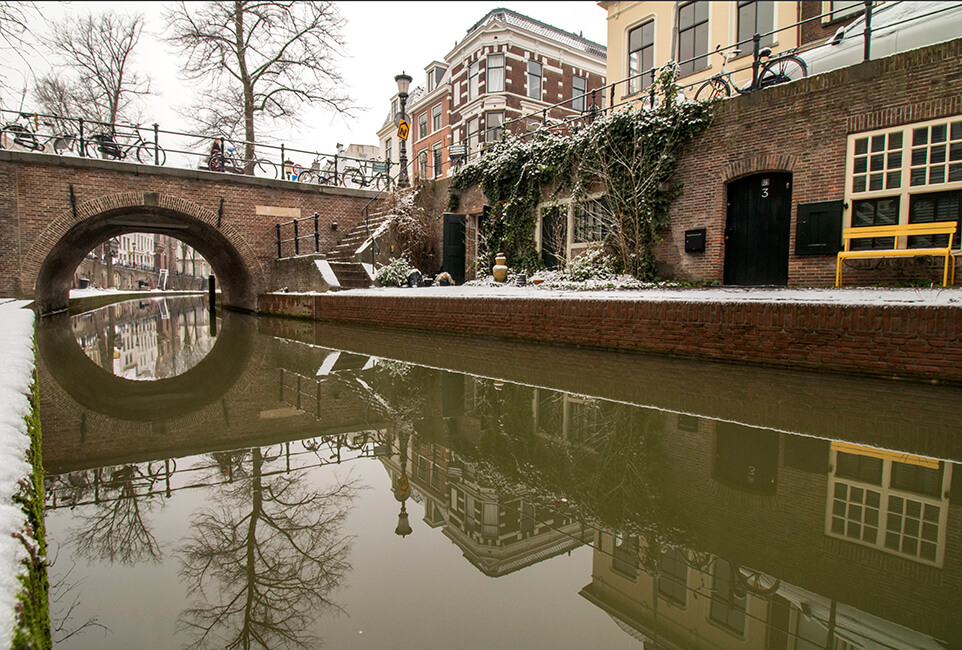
[442,213,466,284]
[541,206,566,269]
[724,172,792,285]
[712,422,779,495]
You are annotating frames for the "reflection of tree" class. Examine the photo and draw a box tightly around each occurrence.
[178,447,358,649]
[68,465,164,565]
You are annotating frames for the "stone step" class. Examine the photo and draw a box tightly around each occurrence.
[328,262,371,289]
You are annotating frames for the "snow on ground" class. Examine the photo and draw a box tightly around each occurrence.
[0,300,36,648]
[294,284,962,307]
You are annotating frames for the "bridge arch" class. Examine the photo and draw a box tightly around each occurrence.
[27,191,266,314]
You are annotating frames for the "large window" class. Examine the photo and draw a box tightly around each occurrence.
[418,112,428,139]
[527,60,542,100]
[433,143,443,178]
[628,20,655,94]
[709,559,746,634]
[432,103,442,132]
[736,1,774,48]
[850,197,899,250]
[384,139,392,164]
[487,53,505,93]
[658,549,688,606]
[468,60,480,101]
[575,199,609,243]
[418,150,428,178]
[908,190,961,249]
[572,75,587,112]
[677,1,709,77]
[485,111,503,144]
[827,443,949,566]
[612,535,639,579]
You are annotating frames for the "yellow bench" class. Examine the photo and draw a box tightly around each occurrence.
[836,221,958,287]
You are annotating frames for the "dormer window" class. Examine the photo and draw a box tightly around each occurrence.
[427,66,446,92]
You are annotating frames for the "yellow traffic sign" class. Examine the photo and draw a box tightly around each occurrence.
[397,120,410,141]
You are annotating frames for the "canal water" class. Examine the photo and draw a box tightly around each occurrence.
[38,296,962,649]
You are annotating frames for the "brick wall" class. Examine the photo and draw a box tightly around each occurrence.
[663,38,962,286]
[257,292,962,384]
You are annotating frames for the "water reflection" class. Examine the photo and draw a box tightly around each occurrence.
[39,299,962,648]
[72,296,215,380]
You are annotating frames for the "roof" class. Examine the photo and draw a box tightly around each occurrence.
[380,85,426,129]
[464,7,606,60]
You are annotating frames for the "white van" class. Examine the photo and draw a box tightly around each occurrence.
[802,1,962,76]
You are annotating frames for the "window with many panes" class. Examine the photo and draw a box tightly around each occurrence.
[468,60,479,100]
[527,60,542,100]
[384,139,392,164]
[487,53,504,93]
[736,0,774,48]
[677,1,709,77]
[827,446,949,567]
[628,20,654,94]
[575,199,609,243]
[432,103,442,132]
[418,151,428,178]
[572,75,587,112]
[612,535,640,579]
[846,116,962,246]
[418,112,428,139]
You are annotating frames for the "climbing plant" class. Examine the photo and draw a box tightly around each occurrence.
[451,64,713,279]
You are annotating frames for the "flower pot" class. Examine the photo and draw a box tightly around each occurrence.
[493,253,508,283]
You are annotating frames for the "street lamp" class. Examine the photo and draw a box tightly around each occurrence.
[395,72,413,189]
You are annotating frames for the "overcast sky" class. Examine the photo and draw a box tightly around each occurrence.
[6,1,609,163]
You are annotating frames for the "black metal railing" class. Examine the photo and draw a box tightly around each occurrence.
[276,211,322,259]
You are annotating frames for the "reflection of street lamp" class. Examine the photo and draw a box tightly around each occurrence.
[393,431,412,537]
[395,72,412,189]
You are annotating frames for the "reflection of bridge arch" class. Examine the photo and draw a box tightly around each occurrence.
[28,192,265,314]
[37,308,256,422]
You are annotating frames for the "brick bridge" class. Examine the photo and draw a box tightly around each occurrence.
[0,149,380,313]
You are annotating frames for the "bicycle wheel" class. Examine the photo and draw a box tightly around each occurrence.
[694,77,731,101]
[374,174,389,191]
[136,141,166,165]
[52,134,76,155]
[2,124,42,151]
[346,167,365,187]
[251,158,277,178]
[297,170,317,184]
[758,55,807,89]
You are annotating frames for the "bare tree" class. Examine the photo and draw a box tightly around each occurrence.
[44,11,151,126]
[0,1,39,103]
[165,1,352,162]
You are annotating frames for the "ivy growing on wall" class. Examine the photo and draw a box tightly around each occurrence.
[451,65,713,279]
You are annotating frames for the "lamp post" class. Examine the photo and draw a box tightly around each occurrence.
[395,72,412,189]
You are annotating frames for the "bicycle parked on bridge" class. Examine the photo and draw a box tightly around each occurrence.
[0,112,78,154]
[85,123,166,165]
[206,139,278,178]
[693,43,807,101]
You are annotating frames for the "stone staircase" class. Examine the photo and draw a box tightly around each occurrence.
[324,199,395,289]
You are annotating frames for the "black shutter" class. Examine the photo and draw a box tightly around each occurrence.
[795,200,844,256]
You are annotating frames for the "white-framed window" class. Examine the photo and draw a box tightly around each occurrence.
[418,112,428,139]
[433,142,443,178]
[826,442,951,567]
[391,98,399,118]
[485,111,503,144]
[417,150,428,178]
[628,20,655,94]
[572,75,587,112]
[427,66,445,92]
[384,139,392,164]
[677,1,710,77]
[845,116,962,247]
[527,59,542,100]
[709,558,746,635]
[487,53,505,93]
[432,103,442,132]
[574,198,609,242]
[736,0,774,49]
[467,117,479,158]
[468,59,480,100]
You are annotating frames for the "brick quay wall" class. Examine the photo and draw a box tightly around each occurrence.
[257,292,962,385]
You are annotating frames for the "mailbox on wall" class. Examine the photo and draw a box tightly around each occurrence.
[685,228,707,253]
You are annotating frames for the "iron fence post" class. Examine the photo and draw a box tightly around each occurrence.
[314,212,319,252]
[649,69,656,107]
[863,0,873,62]
[152,123,159,165]
[609,83,616,115]
[276,223,282,258]
[293,218,299,256]
[751,33,762,90]
[281,144,285,173]
[78,118,85,157]
[334,154,339,186]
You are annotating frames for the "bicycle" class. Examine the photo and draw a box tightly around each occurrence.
[206,141,278,178]
[343,161,390,191]
[85,123,167,165]
[0,112,78,154]
[694,44,807,101]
